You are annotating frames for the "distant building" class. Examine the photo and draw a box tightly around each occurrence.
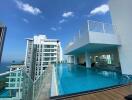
[25,35,62,80]
[6,64,24,99]
[0,23,6,63]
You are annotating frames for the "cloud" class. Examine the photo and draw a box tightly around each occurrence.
[40,15,45,20]
[68,42,74,47]
[51,27,62,31]
[14,0,42,15]
[62,11,74,18]
[23,18,29,23]
[51,27,57,31]
[59,19,66,24]
[58,27,62,30]
[90,4,109,15]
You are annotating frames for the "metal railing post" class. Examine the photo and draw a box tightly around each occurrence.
[79,30,81,39]
[87,20,90,32]
[102,23,105,33]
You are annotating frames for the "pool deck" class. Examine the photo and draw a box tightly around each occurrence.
[53,84,132,100]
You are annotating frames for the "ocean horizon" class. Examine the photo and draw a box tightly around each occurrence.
[0,62,11,74]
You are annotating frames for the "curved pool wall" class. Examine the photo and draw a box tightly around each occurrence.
[54,64,131,96]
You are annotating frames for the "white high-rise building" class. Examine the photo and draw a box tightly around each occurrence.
[25,35,62,80]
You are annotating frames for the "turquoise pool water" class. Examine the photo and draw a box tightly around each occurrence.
[0,89,10,98]
[55,64,131,96]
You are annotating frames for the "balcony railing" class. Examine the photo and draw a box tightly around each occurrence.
[65,20,117,51]
[0,65,53,100]
[33,65,52,100]
[0,69,33,100]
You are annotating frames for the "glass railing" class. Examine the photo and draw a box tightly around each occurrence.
[22,70,33,100]
[33,65,53,100]
[0,69,33,100]
[0,74,10,98]
[0,65,53,100]
[65,20,116,51]
[88,20,116,34]
[79,21,89,39]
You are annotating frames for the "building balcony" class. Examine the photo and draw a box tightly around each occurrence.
[65,20,121,55]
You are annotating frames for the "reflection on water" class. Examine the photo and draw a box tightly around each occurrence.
[55,64,132,96]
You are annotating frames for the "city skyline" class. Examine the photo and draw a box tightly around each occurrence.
[0,0,111,62]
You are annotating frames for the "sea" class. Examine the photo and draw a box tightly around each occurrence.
[0,62,11,74]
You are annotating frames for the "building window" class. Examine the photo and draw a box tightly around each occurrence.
[51,54,54,56]
[18,73,21,76]
[51,49,55,52]
[45,45,50,48]
[11,68,16,71]
[11,73,16,76]
[10,83,15,87]
[50,45,54,48]
[17,78,20,82]
[44,49,50,52]
[51,58,55,60]
[39,62,41,66]
[27,66,29,68]
[44,53,50,56]
[43,67,46,70]
[43,62,48,65]
[44,58,50,61]
[10,78,16,82]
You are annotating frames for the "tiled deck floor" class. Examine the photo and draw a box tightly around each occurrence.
[58,85,132,100]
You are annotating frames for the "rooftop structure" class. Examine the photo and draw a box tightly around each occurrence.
[65,20,120,71]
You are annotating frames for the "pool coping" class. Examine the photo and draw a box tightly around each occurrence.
[50,83,132,100]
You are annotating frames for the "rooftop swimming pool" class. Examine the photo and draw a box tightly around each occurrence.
[54,64,132,96]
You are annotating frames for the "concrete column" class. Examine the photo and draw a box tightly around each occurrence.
[109,0,132,74]
[74,56,78,65]
[112,51,119,66]
[85,51,91,68]
[67,55,72,63]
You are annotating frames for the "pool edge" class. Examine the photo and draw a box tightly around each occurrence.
[50,83,132,100]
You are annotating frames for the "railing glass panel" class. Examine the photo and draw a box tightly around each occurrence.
[88,20,104,33]
[0,69,33,100]
[33,65,52,100]
[104,23,115,34]
[65,20,117,51]
[22,70,33,100]
[79,21,89,39]
[0,65,53,100]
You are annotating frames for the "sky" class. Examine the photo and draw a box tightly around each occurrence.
[0,0,111,63]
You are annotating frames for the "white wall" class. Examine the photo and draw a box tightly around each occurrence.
[109,0,132,74]
[65,30,120,55]
[89,31,120,45]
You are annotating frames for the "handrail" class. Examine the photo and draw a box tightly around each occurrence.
[33,64,53,100]
[0,65,53,100]
[65,20,116,51]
